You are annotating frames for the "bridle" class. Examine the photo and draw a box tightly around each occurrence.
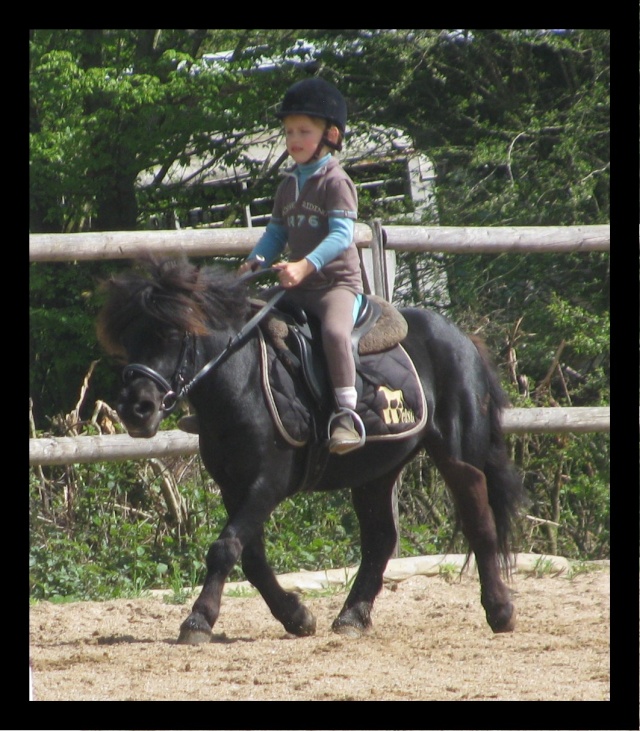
[121,269,285,415]
[122,331,194,414]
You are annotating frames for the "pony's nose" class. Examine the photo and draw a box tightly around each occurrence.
[132,398,157,420]
[116,393,156,423]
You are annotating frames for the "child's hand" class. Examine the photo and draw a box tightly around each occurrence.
[273,259,315,288]
[238,255,265,276]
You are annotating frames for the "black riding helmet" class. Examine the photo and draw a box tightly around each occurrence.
[275,78,347,153]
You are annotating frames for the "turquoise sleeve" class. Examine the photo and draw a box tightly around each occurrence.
[247,221,288,266]
[305,217,355,272]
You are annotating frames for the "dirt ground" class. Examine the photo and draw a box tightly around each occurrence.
[30,562,609,701]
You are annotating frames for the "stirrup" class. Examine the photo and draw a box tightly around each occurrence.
[328,408,366,453]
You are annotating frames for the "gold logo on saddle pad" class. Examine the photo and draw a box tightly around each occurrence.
[378,385,416,425]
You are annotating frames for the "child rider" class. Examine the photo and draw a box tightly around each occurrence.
[239,78,365,454]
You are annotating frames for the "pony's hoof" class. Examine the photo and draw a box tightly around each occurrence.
[331,602,371,637]
[177,613,213,644]
[177,628,212,644]
[283,606,317,636]
[488,603,516,633]
[331,621,366,638]
[331,606,371,637]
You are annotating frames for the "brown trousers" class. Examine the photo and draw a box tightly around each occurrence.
[285,287,357,389]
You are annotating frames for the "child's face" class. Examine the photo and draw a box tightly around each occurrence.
[282,114,327,164]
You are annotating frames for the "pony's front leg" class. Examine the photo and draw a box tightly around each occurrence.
[177,533,243,644]
[178,529,316,644]
[241,530,316,636]
[177,467,315,644]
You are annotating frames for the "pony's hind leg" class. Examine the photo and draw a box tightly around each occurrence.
[437,456,516,633]
[331,471,401,636]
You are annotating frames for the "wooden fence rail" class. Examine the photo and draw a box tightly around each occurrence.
[29,224,610,262]
[29,407,610,467]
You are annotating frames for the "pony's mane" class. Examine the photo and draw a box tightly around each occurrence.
[96,258,250,358]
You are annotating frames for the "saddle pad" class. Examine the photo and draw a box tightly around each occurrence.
[258,330,427,447]
[356,345,428,441]
[259,330,313,447]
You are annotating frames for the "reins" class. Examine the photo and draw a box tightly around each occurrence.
[181,285,285,398]
[122,267,285,412]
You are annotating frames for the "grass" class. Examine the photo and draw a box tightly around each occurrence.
[567,559,608,580]
[225,585,259,598]
[529,556,560,577]
[438,562,461,583]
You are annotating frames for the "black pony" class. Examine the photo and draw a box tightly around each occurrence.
[97,258,525,644]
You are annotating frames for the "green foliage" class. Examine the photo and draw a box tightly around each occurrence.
[31,454,214,601]
[441,250,610,404]
[354,29,610,227]
[30,29,609,233]
[512,431,609,559]
[30,30,295,233]
[29,442,363,601]
[265,491,360,572]
[29,260,124,425]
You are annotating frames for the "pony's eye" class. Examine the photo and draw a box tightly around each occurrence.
[122,367,135,384]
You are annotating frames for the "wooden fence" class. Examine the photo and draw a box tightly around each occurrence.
[29,224,610,466]
[29,224,610,262]
[29,407,610,467]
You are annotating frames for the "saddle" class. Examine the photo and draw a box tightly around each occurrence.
[254,293,426,489]
[257,293,409,407]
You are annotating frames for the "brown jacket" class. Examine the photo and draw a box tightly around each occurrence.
[272,156,363,293]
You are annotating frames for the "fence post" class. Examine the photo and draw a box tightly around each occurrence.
[365,220,401,556]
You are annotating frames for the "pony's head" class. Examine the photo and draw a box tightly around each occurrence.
[97,258,250,436]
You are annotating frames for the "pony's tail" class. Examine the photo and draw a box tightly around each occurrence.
[471,337,527,573]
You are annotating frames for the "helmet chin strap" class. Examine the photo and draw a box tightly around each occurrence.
[303,123,342,164]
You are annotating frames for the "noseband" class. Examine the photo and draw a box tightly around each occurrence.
[122,332,193,414]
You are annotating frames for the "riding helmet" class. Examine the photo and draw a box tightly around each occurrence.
[275,78,347,134]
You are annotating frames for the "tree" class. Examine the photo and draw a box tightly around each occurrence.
[30,29,326,233]
[29,29,307,422]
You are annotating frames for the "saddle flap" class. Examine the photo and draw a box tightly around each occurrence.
[287,323,331,407]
